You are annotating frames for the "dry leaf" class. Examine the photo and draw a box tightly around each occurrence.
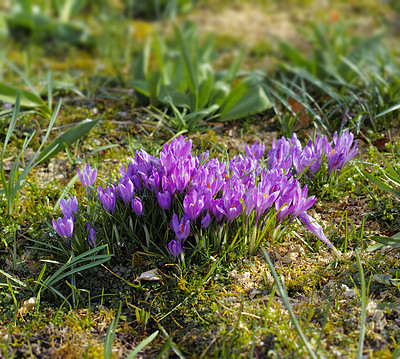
[288,97,308,128]
[134,268,160,282]
[18,297,36,316]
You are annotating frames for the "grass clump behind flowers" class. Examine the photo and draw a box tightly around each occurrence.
[50,133,358,272]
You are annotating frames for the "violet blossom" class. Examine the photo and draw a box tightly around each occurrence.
[52,216,74,240]
[170,214,190,242]
[78,163,97,193]
[97,185,117,214]
[59,196,78,219]
[168,240,182,258]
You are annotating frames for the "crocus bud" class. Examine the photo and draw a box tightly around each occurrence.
[78,163,97,193]
[131,197,143,217]
[60,196,78,219]
[168,240,182,259]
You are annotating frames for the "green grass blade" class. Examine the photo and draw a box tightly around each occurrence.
[355,250,367,359]
[37,115,102,164]
[262,248,318,359]
[278,40,310,69]
[126,331,159,359]
[104,303,122,359]
[5,60,40,97]
[158,325,185,359]
[375,103,400,119]
[1,94,20,199]
[2,94,20,156]
[47,71,52,110]
[54,173,79,211]
[361,170,400,198]
[0,269,27,288]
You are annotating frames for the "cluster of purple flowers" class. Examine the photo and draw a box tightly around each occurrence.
[52,132,357,258]
[270,130,358,178]
[52,163,97,247]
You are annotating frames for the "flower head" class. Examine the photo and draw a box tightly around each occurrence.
[78,163,97,193]
[52,216,74,242]
[131,197,143,217]
[299,212,333,248]
[183,190,205,221]
[327,131,358,176]
[268,137,293,170]
[170,214,190,242]
[246,141,265,161]
[86,222,95,247]
[168,240,182,259]
[59,196,78,219]
[254,184,279,224]
[201,213,211,229]
[97,185,117,214]
[157,191,172,211]
[118,177,135,205]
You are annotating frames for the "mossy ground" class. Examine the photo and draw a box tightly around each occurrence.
[1,1,400,358]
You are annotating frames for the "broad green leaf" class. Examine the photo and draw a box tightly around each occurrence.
[132,38,151,81]
[36,116,102,164]
[220,83,271,122]
[133,80,150,97]
[162,87,191,109]
[209,81,230,106]
[198,64,214,109]
[222,48,245,84]
[147,71,161,106]
[0,83,50,115]
[153,32,168,84]
[370,234,400,247]
[361,169,400,198]
[174,24,198,110]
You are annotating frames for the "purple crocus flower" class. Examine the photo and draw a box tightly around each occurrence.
[131,197,143,217]
[163,135,192,160]
[288,184,316,220]
[292,139,320,175]
[326,131,358,176]
[86,222,95,247]
[97,185,117,214]
[243,189,256,218]
[210,198,226,223]
[201,213,211,229]
[169,160,192,194]
[52,216,74,239]
[268,137,293,170]
[216,186,243,222]
[148,169,161,191]
[246,141,265,161]
[78,163,97,193]
[168,240,182,259]
[157,191,172,211]
[254,185,280,224]
[183,190,205,221]
[59,196,78,219]
[118,177,135,205]
[299,212,333,248]
[170,214,190,242]
[275,180,298,224]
